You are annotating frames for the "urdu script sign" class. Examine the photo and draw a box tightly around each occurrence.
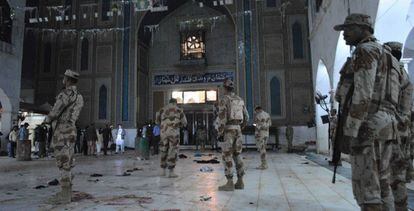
[153,72,234,86]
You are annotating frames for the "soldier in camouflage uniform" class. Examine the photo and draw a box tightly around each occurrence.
[286,125,293,152]
[44,69,84,204]
[334,14,399,210]
[254,106,271,169]
[215,78,249,191]
[384,41,413,211]
[156,98,187,178]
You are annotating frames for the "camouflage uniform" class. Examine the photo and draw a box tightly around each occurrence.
[385,42,414,210]
[254,109,271,168]
[45,70,84,203]
[334,14,398,210]
[156,102,187,170]
[196,127,207,151]
[216,87,249,183]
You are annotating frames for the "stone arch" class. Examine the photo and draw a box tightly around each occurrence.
[315,59,331,154]
[0,88,12,151]
[0,0,12,43]
[374,0,413,47]
[292,21,304,59]
[404,27,414,83]
[98,85,108,120]
[270,76,282,116]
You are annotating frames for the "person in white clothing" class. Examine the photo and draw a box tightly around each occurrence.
[116,124,126,153]
[96,128,103,155]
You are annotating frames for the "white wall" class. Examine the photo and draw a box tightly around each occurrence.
[315,60,331,154]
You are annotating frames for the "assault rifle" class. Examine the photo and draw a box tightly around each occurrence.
[331,103,342,184]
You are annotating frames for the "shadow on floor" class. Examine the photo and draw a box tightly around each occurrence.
[305,152,414,211]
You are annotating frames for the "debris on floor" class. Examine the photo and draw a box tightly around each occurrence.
[102,195,153,206]
[117,172,131,176]
[302,162,310,164]
[287,145,308,153]
[47,179,59,186]
[178,154,188,159]
[90,173,103,177]
[195,158,220,164]
[200,195,212,201]
[72,191,94,202]
[87,179,100,183]
[152,209,180,211]
[34,185,46,189]
[200,166,214,172]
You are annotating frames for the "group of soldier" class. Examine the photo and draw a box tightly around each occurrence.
[42,12,414,210]
[333,13,413,211]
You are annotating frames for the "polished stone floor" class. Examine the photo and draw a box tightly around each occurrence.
[0,151,359,211]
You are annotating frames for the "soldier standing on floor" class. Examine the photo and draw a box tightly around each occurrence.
[334,14,399,210]
[156,98,187,178]
[254,106,271,170]
[215,78,249,191]
[44,69,84,204]
[384,41,414,211]
[286,125,293,152]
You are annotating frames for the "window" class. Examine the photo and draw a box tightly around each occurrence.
[206,90,217,101]
[101,0,111,21]
[64,0,72,25]
[270,77,281,116]
[184,91,205,104]
[180,31,205,60]
[80,38,89,71]
[43,43,52,73]
[0,0,12,43]
[172,91,183,104]
[316,0,323,12]
[98,85,107,119]
[292,22,304,59]
[172,90,217,104]
[266,0,277,7]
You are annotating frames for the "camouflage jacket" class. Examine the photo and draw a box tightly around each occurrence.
[155,103,187,136]
[45,86,84,146]
[336,36,397,140]
[215,92,249,137]
[396,63,413,138]
[254,110,271,138]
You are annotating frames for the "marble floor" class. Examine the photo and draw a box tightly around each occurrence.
[0,151,359,211]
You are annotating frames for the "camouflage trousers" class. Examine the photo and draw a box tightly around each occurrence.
[160,133,179,169]
[221,127,245,179]
[390,138,410,209]
[350,138,393,209]
[54,142,75,186]
[256,136,268,162]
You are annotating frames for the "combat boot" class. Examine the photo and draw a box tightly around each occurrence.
[234,177,244,189]
[160,168,166,177]
[361,204,382,211]
[218,177,234,191]
[47,183,72,204]
[168,168,179,178]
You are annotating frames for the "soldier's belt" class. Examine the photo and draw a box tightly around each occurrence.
[226,120,242,125]
[225,125,241,130]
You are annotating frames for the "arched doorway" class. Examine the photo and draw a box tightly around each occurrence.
[315,59,331,154]
[403,28,414,83]
[0,88,12,152]
[136,1,235,147]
